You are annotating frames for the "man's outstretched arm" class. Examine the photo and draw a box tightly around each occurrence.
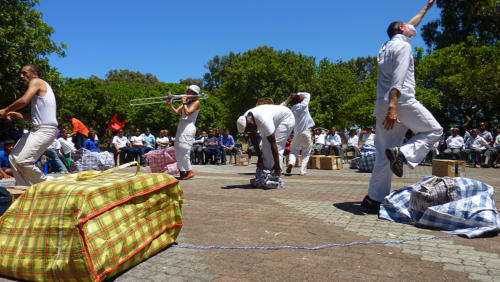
[408,0,435,27]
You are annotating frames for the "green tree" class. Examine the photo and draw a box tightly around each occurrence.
[104,69,159,86]
[422,0,500,50]
[0,0,66,106]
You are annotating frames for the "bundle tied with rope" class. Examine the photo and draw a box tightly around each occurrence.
[0,162,183,281]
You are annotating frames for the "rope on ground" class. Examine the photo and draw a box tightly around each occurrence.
[173,234,457,251]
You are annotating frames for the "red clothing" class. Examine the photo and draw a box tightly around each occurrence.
[71,118,89,137]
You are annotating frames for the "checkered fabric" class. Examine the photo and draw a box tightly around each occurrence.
[144,148,178,176]
[358,144,375,172]
[379,176,500,238]
[71,148,115,172]
[0,170,183,281]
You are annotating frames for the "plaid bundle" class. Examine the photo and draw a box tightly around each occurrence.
[71,148,115,172]
[410,177,457,213]
[0,171,183,281]
[380,176,499,238]
[144,148,179,176]
[358,144,376,172]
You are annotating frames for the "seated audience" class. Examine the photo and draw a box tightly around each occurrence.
[0,139,15,179]
[362,127,375,147]
[112,128,136,165]
[220,129,236,164]
[156,130,173,149]
[494,131,500,168]
[312,128,327,155]
[58,128,76,160]
[479,122,493,146]
[130,128,150,165]
[204,129,221,164]
[191,130,205,165]
[43,139,69,173]
[344,128,361,158]
[325,127,343,157]
[443,128,464,160]
[464,129,493,168]
[141,127,156,150]
[83,131,100,152]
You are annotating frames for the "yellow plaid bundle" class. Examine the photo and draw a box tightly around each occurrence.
[0,171,183,281]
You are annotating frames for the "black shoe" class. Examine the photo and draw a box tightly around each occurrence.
[286,164,293,174]
[385,147,406,177]
[481,163,490,168]
[361,195,381,211]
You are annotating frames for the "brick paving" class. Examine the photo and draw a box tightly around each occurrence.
[1,163,499,281]
[114,163,500,281]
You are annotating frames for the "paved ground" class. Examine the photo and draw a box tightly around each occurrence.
[1,162,499,281]
[115,162,500,281]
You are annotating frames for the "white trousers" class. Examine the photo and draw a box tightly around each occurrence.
[175,122,196,172]
[261,115,295,171]
[288,129,313,174]
[368,99,442,202]
[9,126,57,186]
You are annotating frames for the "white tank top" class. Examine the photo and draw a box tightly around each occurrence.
[31,80,58,127]
[180,102,199,125]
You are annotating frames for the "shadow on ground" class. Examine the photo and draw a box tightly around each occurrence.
[333,201,379,215]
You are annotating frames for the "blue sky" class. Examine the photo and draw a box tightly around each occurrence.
[38,0,441,83]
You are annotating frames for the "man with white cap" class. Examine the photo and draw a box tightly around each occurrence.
[237,104,295,177]
[281,92,315,175]
[166,85,201,180]
[362,0,443,210]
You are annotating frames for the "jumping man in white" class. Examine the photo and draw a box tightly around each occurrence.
[281,92,315,175]
[167,85,201,180]
[237,104,295,177]
[362,0,443,210]
[0,65,58,186]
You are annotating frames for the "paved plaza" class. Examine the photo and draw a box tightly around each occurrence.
[115,162,500,281]
[1,162,499,281]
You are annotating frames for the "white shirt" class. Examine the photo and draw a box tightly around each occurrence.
[314,133,327,145]
[47,139,61,150]
[345,129,361,148]
[479,130,493,143]
[374,34,416,117]
[362,133,375,147]
[245,105,293,137]
[58,137,75,155]
[31,80,58,127]
[281,92,315,134]
[130,136,145,146]
[157,136,171,146]
[465,136,489,150]
[494,134,500,148]
[112,135,130,149]
[446,135,465,149]
[325,133,342,146]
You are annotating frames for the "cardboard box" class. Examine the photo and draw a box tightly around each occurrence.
[319,156,343,170]
[432,159,466,177]
[236,154,249,166]
[284,155,301,167]
[307,155,323,169]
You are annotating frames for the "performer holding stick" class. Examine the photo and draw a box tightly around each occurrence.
[362,0,442,210]
[167,85,201,180]
[0,65,58,185]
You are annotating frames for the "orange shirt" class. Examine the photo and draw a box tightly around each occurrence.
[72,118,89,137]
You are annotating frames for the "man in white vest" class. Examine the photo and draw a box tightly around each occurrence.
[0,65,58,185]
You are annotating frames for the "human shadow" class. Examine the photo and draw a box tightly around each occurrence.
[237,172,256,176]
[221,184,261,190]
[333,201,379,215]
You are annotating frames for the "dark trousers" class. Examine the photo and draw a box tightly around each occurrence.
[204,146,221,164]
[345,146,359,158]
[191,145,204,164]
[326,145,343,157]
[221,147,239,164]
[73,132,87,149]
[112,147,138,165]
[443,148,463,160]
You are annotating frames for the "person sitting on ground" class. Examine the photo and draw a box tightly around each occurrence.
[344,128,361,158]
[62,113,89,149]
[43,138,69,173]
[191,130,205,164]
[141,127,156,150]
[0,139,15,179]
[325,127,343,157]
[111,128,136,165]
[443,128,464,160]
[312,128,327,155]
[204,129,221,164]
[479,122,494,147]
[362,127,376,147]
[83,131,100,152]
[220,129,236,165]
[130,128,150,165]
[88,127,99,141]
[464,129,492,168]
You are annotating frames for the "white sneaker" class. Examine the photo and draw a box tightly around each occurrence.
[45,176,54,181]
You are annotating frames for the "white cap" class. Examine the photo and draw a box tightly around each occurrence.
[237,116,247,133]
[187,85,200,95]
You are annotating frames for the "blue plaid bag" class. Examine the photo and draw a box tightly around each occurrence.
[358,144,376,172]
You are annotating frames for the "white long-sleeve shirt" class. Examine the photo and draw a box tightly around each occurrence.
[374,34,416,117]
[326,133,342,146]
[465,136,489,150]
[281,92,315,134]
[344,129,361,148]
[445,135,465,149]
[362,133,375,147]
